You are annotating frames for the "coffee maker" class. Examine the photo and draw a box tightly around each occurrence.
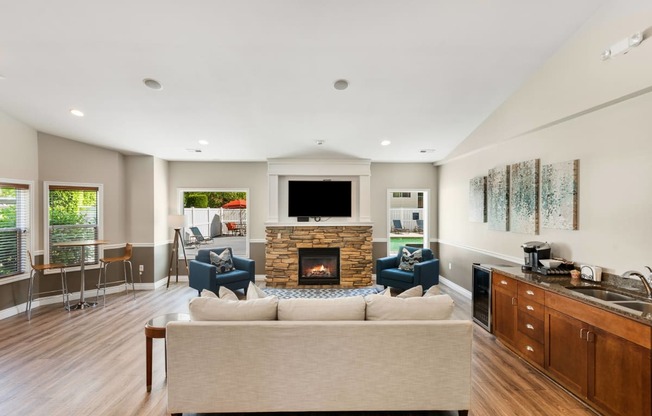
[521,241,551,271]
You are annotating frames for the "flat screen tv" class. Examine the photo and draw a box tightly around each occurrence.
[288,180,352,218]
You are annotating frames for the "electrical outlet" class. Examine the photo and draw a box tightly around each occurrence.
[139,265,144,272]
[448,262,452,270]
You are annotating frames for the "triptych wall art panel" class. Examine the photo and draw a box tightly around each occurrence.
[541,159,579,230]
[472,158,579,234]
[468,176,487,223]
[487,165,510,231]
[510,159,540,234]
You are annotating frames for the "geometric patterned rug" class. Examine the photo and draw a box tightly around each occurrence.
[261,287,380,299]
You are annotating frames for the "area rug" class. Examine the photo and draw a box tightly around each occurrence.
[262,287,379,299]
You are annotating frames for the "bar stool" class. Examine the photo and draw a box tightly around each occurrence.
[96,243,135,306]
[26,251,70,320]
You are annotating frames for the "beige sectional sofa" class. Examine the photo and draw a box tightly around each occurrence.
[166,291,472,415]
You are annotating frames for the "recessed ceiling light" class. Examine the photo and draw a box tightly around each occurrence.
[198,140,209,146]
[333,79,349,90]
[143,78,163,90]
[419,149,436,153]
[315,140,325,145]
[381,140,391,146]
[70,109,84,117]
[186,149,202,153]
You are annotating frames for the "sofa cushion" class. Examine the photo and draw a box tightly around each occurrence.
[278,296,366,321]
[364,294,454,320]
[246,281,267,300]
[398,247,422,271]
[189,296,278,321]
[210,249,234,274]
[218,286,239,300]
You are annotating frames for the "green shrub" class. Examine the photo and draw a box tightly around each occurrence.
[185,194,208,208]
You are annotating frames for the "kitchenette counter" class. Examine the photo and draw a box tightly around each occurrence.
[491,265,652,326]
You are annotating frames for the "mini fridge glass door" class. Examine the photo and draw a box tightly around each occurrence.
[472,264,492,332]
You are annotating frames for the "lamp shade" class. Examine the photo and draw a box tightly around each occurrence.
[168,214,187,229]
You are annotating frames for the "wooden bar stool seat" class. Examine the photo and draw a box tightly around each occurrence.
[26,251,70,320]
[96,243,135,306]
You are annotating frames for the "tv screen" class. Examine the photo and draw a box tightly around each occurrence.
[288,180,352,218]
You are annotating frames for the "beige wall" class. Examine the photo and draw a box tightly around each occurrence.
[38,133,127,246]
[167,162,268,240]
[438,4,652,290]
[369,163,438,242]
[125,156,155,244]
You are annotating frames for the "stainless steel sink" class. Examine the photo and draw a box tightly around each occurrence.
[566,287,635,302]
[612,301,652,314]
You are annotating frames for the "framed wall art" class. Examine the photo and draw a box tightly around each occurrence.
[487,165,509,231]
[510,159,539,234]
[541,159,579,230]
[469,176,487,223]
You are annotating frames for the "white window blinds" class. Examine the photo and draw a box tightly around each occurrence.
[0,182,30,278]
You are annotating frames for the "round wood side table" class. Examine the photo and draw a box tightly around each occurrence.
[145,312,190,392]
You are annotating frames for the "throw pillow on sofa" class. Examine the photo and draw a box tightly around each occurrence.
[364,293,454,320]
[189,296,278,321]
[423,285,441,297]
[398,248,422,271]
[201,289,218,298]
[277,296,366,321]
[381,285,423,298]
[218,286,239,300]
[209,249,234,274]
[246,281,268,300]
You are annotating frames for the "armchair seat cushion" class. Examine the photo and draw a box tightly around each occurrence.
[379,268,416,284]
[213,270,251,285]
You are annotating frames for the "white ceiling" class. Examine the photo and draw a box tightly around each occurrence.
[0,0,606,163]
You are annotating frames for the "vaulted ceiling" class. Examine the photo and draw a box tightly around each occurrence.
[0,0,606,162]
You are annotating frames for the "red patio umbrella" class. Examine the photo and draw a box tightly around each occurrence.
[221,199,246,209]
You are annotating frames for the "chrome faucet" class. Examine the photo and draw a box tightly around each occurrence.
[622,268,652,298]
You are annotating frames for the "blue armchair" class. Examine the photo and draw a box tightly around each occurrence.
[189,248,255,295]
[376,246,439,291]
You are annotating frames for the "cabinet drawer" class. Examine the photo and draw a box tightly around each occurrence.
[516,334,544,367]
[518,283,545,304]
[518,299,544,321]
[517,313,544,343]
[493,274,517,295]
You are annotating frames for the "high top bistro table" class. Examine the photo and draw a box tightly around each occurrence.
[53,239,109,309]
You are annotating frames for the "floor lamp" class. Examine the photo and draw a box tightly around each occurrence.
[167,214,188,288]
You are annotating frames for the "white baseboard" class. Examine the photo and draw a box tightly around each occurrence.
[439,276,472,299]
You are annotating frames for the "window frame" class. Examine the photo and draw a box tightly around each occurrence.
[44,181,104,271]
[0,179,34,284]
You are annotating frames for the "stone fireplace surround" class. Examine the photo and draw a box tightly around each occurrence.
[265,225,373,288]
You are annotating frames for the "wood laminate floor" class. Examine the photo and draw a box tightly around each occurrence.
[0,282,596,416]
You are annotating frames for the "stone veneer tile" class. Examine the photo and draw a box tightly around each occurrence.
[265,225,373,288]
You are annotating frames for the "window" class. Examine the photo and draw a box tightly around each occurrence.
[0,181,30,279]
[45,183,102,266]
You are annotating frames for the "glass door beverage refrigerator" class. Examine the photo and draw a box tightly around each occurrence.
[472,263,492,332]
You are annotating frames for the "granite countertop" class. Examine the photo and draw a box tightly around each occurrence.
[491,265,652,326]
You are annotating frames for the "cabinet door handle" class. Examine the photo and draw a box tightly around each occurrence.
[526,345,534,352]
[500,280,508,285]
[511,297,517,306]
[586,331,594,343]
[579,328,585,339]
[526,324,534,330]
[526,305,535,311]
[526,290,535,296]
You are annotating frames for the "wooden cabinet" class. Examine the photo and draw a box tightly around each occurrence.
[545,291,652,416]
[492,273,518,346]
[492,272,545,367]
[492,272,652,416]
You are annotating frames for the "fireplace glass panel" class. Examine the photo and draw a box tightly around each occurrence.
[298,248,340,285]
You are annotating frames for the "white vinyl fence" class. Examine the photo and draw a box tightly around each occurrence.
[389,208,424,232]
[182,207,247,238]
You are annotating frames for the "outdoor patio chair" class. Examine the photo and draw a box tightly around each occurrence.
[190,227,213,245]
[416,219,424,233]
[392,219,406,233]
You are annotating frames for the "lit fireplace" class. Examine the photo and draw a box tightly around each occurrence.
[298,248,340,285]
